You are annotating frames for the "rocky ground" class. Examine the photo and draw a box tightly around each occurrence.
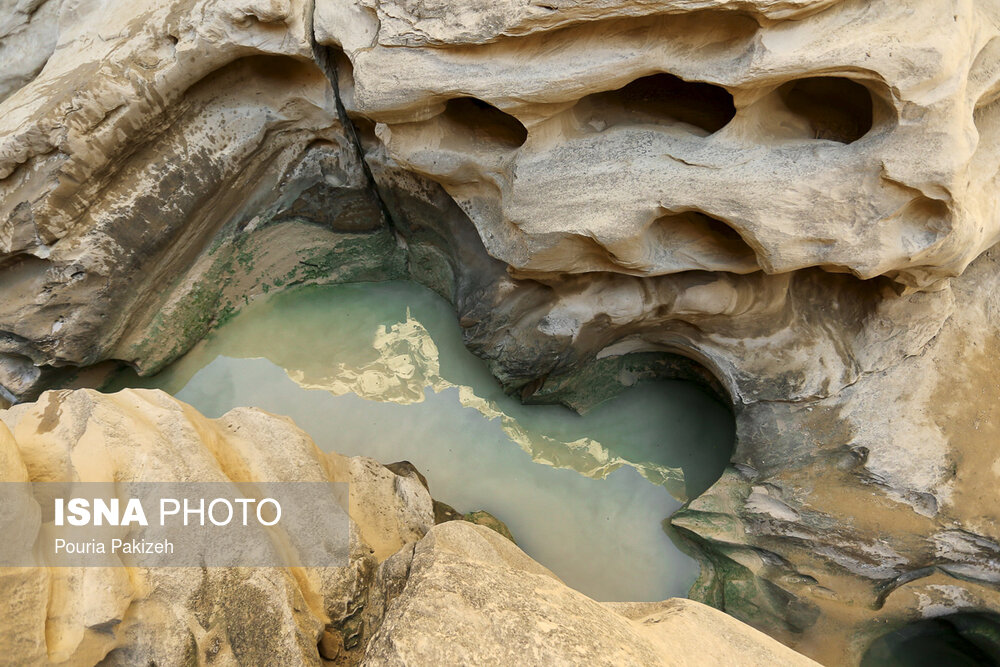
[2,0,1000,664]
[0,388,817,666]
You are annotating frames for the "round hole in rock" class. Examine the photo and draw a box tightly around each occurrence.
[106,280,736,602]
[777,76,874,144]
[442,97,528,148]
[575,72,736,135]
[861,612,1000,667]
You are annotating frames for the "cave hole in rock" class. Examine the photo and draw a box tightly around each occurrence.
[861,612,1000,667]
[574,72,736,135]
[553,211,761,275]
[107,280,736,603]
[644,210,761,273]
[776,76,875,144]
[974,94,1000,159]
[442,97,529,148]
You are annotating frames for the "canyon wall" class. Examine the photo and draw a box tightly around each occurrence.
[2,0,1000,663]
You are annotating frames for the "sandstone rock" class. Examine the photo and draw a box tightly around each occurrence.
[3,0,1000,663]
[462,509,516,542]
[0,388,436,665]
[671,246,1000,666]
[0,0,60,103]
[319,629,345,661]
[314,4,1000,661]
[330,454,435,562]
[0,388,821,666]
[0,0,396,399]
[431,499,517,542]
[362,521,819,666]
[323,0,1000,290]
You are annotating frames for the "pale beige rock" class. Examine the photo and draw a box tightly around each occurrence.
[331,453,435,561]
[0,389,823,667]
[307,10,1000,659]
[362,521,819,666]
[0,388,436,666]
[0,0,393,399]
[0,0,60,103]
[0,388,326,664]
[339,0,841,48]
[3,0,1000,663]
[671,246,1000,666]
[324,0,1000,290]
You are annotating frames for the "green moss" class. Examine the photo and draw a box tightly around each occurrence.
[670,472,821,639]
[290,228,406,284]
[128,221,409,376]
[463,510,516,543]
[216,301,237,327]
[406,243,456,302]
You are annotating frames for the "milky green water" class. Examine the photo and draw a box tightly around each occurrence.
[110,281,734,601]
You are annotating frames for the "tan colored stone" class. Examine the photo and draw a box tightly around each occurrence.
[3,0,1000,663]
[363,521,819,666]
[324,0,1000,290]
[0,389,826,666]
[0,388,437,665]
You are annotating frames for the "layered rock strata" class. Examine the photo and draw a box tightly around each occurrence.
[2,0,1000,663]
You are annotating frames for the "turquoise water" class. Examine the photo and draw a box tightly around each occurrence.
[110,281,734,601]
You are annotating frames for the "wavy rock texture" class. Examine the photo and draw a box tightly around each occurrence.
[0,0,397,398]
[327,0,1000,288]
[316,4,1000,663]
[0,388,814,666]
[2,0,1000,664]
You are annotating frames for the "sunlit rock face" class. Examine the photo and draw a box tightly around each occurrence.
[315,0,998,409]
[0,388,433,665]
[362,521,818,667]
[3,0,1000,664]
[306,2,1000,663]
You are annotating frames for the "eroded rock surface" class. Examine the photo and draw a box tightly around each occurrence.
[320,3,1000,663]
[2,0,1000,664]
[0,387,435,665]
[0,388,811,666]
[672,246,1000,665]
[363,521,817,667]
[0,0,397,398]
[325,0,1000,289]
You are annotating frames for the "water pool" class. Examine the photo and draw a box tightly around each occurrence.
[109,281,734,602]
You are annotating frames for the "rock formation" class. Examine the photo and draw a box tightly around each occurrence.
[2,0,1000,664]
[0,388,815,666]
[364,520,815,667]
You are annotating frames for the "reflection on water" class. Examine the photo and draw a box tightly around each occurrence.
[109,281,734,601]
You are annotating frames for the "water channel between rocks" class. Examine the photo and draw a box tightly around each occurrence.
[109,280,735,602]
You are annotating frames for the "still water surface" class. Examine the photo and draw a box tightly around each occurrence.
[111,281,734,601]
